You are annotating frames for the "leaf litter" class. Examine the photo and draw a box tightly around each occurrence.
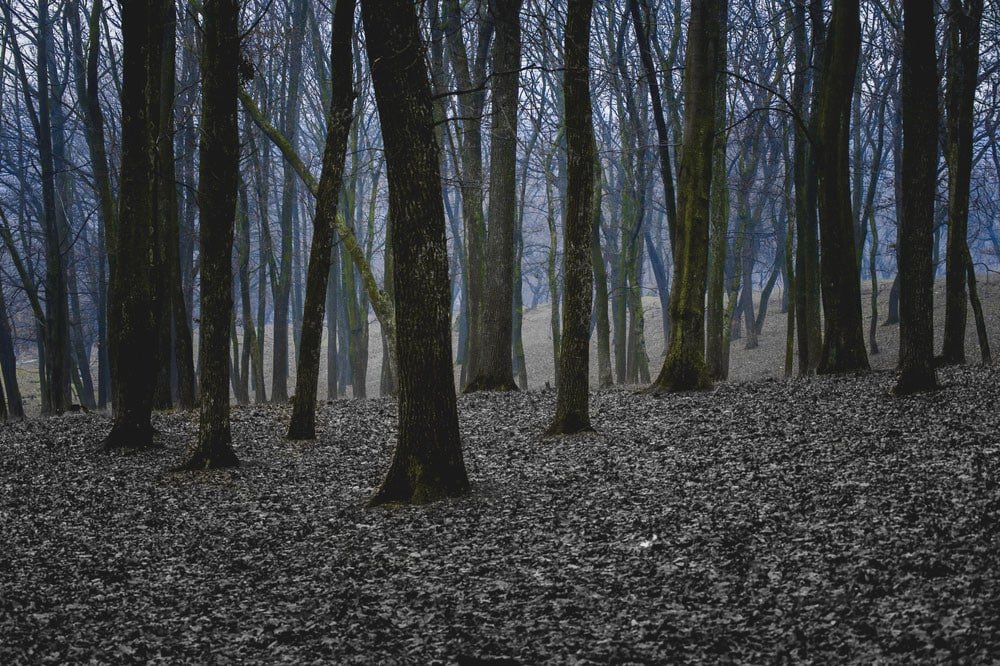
[1,364,999,663]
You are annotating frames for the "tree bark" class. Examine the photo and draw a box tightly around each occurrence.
[941,0,983,365]
[288,0,356,440]
[465,0,522,392]
[362,0,469,505]
[546,0,595,435]
[815,0,869,374]
[649,0,725,392]
[793,0,823,375]
[101,0,163,450]
[178,0,241,469]
[894,0,938,394]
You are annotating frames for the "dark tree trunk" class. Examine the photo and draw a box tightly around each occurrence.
[884,274,900,325]
[288,0,357,440]
[465,0,522,393]
[815,0,869,374]
[0,286,24,419]
[362,0,469,505]
[101,0,163,450]
[546,0,595,435]
[793,0,823,376]
[895,0,939,394]
[649,0,724,392]
[178,0,241,470]
[941,0,983,365]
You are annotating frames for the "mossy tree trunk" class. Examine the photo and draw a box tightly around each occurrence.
[101,0,163,450]
[546,0,595,435]
[362,0,468,506]
[793,0,823,376]
[894,0,939,394]
[178,0,241,470]
[287,0,356,440]
[465,0,522,393]
[649,0,725,393]
[941,0,983,365]
[815,0,869,374]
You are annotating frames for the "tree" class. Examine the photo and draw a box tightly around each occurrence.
[546,0,596,435]
[465,0,523,393]
[287,0,356,440]
[178,0,241,470]
[941,0,984,365]
[101,0,164,450]
[362,0,469,505]
[815,0,869,374]
[649,0,725,392]
[894,0,938,394]
[792,0,823,376]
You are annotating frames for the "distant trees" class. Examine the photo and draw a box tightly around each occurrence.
[363,0,469,505]
[547,0,595,435]
[465,0,523,393]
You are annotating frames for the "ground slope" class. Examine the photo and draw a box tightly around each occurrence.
[1,364,998,663]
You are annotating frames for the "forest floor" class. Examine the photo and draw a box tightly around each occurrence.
[2,363,999,663]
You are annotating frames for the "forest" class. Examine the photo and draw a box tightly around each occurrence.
[1,0,999,662]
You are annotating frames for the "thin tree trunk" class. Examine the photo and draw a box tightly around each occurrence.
[288,0,357,439]
[941,0,983,365]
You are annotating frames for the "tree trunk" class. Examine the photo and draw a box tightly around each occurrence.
[102,0,163,450]
[793,0,823,375]
[815,0,869,374]
[445,0,493,382]
[179,0,241,470]
[288,0,357,440]
[705,12,729,380]
[34,0,71,414]
[941,0,983,365]
[465,0,522,392]
[894,0,938,394]
[592,161,613,388]
[152,0,178,410]
[547,0,596,435]
[363,0,469,505]
[650,0,725,392]
[0,284,24,419]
